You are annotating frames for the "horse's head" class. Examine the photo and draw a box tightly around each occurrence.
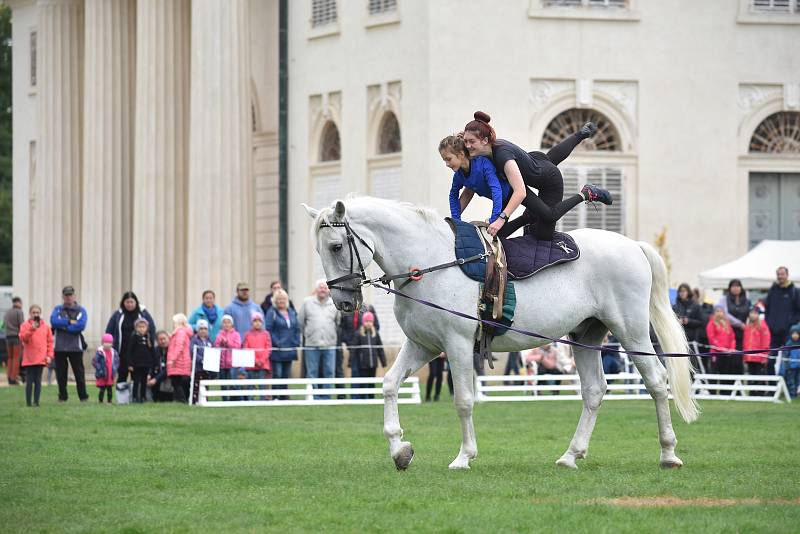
[303,200,375,313]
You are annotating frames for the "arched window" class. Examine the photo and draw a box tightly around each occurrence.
[541,108,620,151]
[377,112,401,154]
[319,120,341,162]
[749,111,800,154]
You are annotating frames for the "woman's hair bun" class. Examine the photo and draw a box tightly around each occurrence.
[473,111,491,123]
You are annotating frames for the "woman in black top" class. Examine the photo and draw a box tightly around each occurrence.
[717,279,751,351]
[462,111,613,240]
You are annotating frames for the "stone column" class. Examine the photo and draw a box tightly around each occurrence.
[132,0,191,329]
[81,0,136,342]
[35,0,83,315]
[187,0,253,306]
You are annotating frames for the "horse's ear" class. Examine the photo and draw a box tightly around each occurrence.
[333,200,346,220]
[302,203,320,220]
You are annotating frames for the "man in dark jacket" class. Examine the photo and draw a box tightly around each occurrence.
[50,286,89,402]
[764,266,800,374]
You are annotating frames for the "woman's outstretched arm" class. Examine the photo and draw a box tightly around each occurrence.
[459,188,475,214]
[487,160,525,236]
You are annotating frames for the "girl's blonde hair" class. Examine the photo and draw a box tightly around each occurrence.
[172,313,188,327]
[438,134,469,158]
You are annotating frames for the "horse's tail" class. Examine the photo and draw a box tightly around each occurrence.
[638,241,701,424]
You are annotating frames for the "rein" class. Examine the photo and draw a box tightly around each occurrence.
[319,218,788,359]
[363,279,797,359]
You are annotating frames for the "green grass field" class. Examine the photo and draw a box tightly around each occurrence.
[1,386,798,533]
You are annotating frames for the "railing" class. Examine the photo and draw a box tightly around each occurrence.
[476,373,792,403]
[196,377,421,407]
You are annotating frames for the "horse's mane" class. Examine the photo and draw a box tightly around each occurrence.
[313,196,442,232]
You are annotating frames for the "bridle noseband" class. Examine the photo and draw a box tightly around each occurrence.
[319,219,374,293]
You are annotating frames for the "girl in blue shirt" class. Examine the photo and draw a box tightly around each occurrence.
[440,134,511,224]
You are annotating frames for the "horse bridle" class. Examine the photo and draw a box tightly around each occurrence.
[318,217,490,295]
[318,219,374,294]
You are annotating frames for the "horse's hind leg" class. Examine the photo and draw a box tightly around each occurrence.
[557,321,608,469]
[630,353,683,468]
[445,338,479,470]
[383,339,436,470]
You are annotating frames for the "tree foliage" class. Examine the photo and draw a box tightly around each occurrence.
[0,5,11,285]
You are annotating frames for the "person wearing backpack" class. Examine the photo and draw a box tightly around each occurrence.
[92,334,119,404]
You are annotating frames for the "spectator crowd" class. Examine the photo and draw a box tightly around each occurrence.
[3,266,800,405]
[1,278,393,406]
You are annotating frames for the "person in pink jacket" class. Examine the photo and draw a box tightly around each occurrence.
[243,312,272,399]
[743,307,771,397]
[19,305,54,407]
[167,314,194,403]
[706,306,737,395]
[214,314,242,381]
[92,334,119,404]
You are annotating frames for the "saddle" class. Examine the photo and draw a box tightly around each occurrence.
[446,218,581,371]
[446,218,512,370]
[473,223,508,322]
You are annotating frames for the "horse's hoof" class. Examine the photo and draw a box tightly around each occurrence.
[555,457,578,469]
[448,455,471,470]
[393,442,414,470]
[659,458,683,469]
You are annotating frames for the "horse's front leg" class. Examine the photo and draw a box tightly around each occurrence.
[446,339,478,470]
[383,339,435,470]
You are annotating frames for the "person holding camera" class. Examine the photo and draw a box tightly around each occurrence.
[19,305,54,407]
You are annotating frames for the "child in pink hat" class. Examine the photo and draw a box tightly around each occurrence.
[91,333,119,403]
[350,312,385,399]
[243,312,273,399]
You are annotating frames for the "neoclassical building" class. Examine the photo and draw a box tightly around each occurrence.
[10,0,800,347]
[288,0,800,345]
[10,0,281,342]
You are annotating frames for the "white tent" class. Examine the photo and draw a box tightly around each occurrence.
[698,240,800,289]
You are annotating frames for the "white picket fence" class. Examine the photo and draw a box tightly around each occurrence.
[196,377,421,407]
[475,373,793,403]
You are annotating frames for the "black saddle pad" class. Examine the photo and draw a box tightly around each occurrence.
[500,231,580,280]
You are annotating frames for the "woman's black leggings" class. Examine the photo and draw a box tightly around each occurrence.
[498,132,586,240]
[24,365,44,406]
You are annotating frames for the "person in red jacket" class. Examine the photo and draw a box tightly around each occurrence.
[743,307,771,396]
[243,312,272,399]
[167,314,194,403]
[743,308,771,372]
[706,306,737,395]
[18,305,54,407]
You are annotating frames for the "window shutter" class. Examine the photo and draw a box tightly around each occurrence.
[752,0,795,12]
[369,0,397,15]
[312,174,342,280]
[543,0,582,7]
[558,167,581,232]
[603,169,624,234]
[370,166,402,200]
[311,0,337,27]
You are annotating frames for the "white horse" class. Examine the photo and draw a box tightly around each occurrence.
[303,197,700,471]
